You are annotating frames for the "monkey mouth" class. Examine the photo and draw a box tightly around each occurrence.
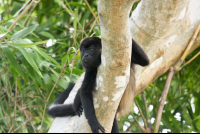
[82,58,90,63]
[82,60,88,65]
[83,60,88,64]
[82,60,93,68]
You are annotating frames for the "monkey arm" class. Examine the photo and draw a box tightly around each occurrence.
[52,82,75,104]
[47,82,76,117]
[111,117,119,133]
[131,39,149,66]
[80,89,105,133]
[73,89,83,116]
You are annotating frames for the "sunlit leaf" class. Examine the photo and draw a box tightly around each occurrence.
[12,24,39,40]
[10,68,22,91]
[17,47,43,78]
[0,25,8,33]
[9,40,47,47]
[0,33,6,38]
[32,46,60,66]
[39,31,54,39]
[51,74,69,89]
[1,46,24,79]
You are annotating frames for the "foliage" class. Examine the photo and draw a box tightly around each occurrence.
[119,48,200,133]
[0,0,199,133]
[0,0,100,132]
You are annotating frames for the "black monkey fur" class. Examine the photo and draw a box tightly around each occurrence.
[47,37,149,133]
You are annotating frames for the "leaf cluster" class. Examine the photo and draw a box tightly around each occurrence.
[0,0,100,132]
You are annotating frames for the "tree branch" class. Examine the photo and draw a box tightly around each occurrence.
[130,0,200,97]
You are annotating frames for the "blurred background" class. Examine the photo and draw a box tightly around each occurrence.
[0,0,199,133]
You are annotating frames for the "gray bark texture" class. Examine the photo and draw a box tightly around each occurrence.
[48,0,200,133]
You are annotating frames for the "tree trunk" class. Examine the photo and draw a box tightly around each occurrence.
[48,0,200,133]
[131,0,200,96]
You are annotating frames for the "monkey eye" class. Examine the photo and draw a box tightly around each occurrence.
[90,48,93,51]
[81,49,85,52]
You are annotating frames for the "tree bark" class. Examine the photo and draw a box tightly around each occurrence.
[48,0,200,133]
[130,0,200,96]
[49,0,135,133]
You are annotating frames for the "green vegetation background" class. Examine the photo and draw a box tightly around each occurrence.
[0,0,199,133]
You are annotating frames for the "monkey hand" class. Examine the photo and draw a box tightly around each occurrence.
[91,121,105,133]
[76,104,83,117]
[98,121,105,133]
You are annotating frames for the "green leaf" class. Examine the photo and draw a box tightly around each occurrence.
[43,74,53,90]
[17,47,43,78]
[66,68,83,76]
[0,25,8,33]
[162,113,181,132]
[193,115,200,121]
[32,46,60,66]
[9,40,47,48]
[10,68,22,91]
[51,74,69,89]
[39,31,54,39]
[0,33,6,38]
[61,54,68,66]
[68,2,88,9]
[12,24,39,40]
[16,52,40,90]
[1,46,24,79]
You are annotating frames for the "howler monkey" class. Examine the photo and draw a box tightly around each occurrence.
[47,37,149,133]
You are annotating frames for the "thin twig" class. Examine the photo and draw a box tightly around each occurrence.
[153,67,174,133]
[134,98,148,129]
[6,0,13,18]
[82,20,85,40]
[126,115,141,132]
[174,22,200,71]
[62,1,88,37]
[129,115,151,133]
[23,0,41,26]
[4,88,37,133]
[14,0,31,17]
[153,23,200,132]
[23,108,37,133]
[62,2,73,16]
[84,0,99,24]
[141,92,152,131]
[126,120,136,132]
[0,98,10,128]
[85,17,95,29]
[14,82,18,127]
[14,120,29,132]
[40,50,78,132]
[8,125,14,133]
[183,51,200,66]
[89,19,97,33]
[134,122,146,132]
[0,69,6,75]
[141,92,148,121]
[0,116,13,120]
[1,126,6,133]
[0,0,35,43]
[134,121,151,133]
[0,88,14,132]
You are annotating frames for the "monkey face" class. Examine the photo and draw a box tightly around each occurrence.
[81,45,101,69]
[80,37,102,70]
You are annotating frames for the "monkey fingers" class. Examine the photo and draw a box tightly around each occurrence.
[76,105,83,117]
[98,121,105,133]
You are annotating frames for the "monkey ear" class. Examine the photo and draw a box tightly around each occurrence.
[131,39,149,66]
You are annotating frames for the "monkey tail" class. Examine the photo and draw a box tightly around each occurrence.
[47,104,76,117]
